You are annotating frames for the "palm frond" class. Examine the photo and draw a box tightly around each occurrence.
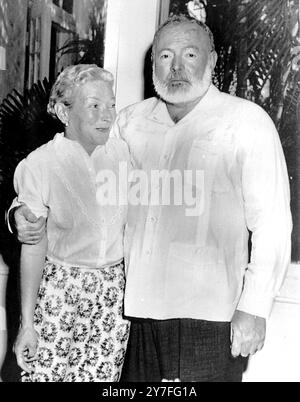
[0,78,63,215]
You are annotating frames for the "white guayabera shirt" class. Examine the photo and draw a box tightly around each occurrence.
[13,133,131,269]
[111,84,292,322]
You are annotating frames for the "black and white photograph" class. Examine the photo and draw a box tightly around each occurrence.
[0,0,299,384]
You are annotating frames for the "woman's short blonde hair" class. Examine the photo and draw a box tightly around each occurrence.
[47,64,114,118]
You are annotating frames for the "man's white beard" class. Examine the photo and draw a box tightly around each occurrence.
[153,64,212,104]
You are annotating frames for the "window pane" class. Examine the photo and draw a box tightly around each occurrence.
[63,0,73,14]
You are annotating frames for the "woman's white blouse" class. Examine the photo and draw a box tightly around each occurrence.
[13,133,131,269]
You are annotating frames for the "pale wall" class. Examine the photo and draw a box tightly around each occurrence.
[243,264,300,382]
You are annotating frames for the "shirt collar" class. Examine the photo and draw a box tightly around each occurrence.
[53,132,121,162]
[150,99,175,127]
[185,84,220,118]
[54,132,81,154]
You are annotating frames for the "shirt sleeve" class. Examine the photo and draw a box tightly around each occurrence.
[6,197,23,233]
[13,155,49,219]
[236,103,292,319]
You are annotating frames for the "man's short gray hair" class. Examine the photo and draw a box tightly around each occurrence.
[152,14,215,58]
[47,64,114,118]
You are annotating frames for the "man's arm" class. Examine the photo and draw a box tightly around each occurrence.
[231,103,292,358]
[8,203,46,245]
[14,234,47,373]
[11,152,48,245]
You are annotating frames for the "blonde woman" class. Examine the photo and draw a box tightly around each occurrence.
[13,65,130,382]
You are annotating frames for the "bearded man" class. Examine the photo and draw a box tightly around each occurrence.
[112,14,292,382]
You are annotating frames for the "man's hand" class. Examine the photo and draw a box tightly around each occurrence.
[14,326,38,373]
[231,310,266,358]
[14,205,46,244]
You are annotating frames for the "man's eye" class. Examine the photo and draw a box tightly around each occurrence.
[160,54,170,60]
[186,53,197,58]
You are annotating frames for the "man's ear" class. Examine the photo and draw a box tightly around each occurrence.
[54,103,69,126]
[210,50,218,71]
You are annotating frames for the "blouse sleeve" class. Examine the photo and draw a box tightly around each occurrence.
[13,154,49,219]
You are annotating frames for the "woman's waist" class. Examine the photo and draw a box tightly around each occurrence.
[46,231,124,267]
[46,254,124,270]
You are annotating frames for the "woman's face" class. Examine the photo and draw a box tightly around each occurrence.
[66,80,116,154]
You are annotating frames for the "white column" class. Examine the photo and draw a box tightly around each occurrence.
[104,0,161,111]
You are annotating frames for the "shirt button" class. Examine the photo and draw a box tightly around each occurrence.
[146,249,152,256]
[150,216,157,223]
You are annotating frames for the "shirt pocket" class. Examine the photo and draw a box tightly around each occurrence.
[164,242,230,305]
[167,242,221,266]
[188,139,231,194]
[187,139,212,170]
[212,173,232,194]
[164,243,199,304]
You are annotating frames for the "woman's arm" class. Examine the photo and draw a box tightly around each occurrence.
[14,233,47,373]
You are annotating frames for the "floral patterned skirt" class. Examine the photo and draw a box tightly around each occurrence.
[22,259,130,382]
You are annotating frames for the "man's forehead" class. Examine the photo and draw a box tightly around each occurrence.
[157,22,210,48]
